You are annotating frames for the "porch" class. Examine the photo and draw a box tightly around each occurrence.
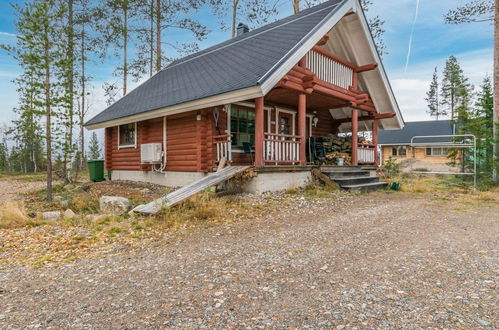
[212,45,393,169]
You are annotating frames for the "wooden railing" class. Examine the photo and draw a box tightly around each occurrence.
[264,133,301,164]
[213,134,232,163]
[306,49,354,90]
[357,144,375,164]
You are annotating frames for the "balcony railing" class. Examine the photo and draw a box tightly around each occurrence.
[306,49,353,90]
[264,133,301,164]
[357,144,375,164]
[213,134,232,163]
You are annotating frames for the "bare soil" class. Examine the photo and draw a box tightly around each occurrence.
[0,180,46,204]
[0,190,497,328]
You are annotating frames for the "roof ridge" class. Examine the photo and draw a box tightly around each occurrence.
[165,0,342,71]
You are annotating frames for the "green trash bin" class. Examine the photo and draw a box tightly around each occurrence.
[87,159,105,182]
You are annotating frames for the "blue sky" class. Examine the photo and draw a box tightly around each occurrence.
[0,0,494,130]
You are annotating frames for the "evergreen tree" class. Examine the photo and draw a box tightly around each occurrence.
[2,0,68,201]
[425,67,446,120]
[88,132,101,159]
[440,56,471,121]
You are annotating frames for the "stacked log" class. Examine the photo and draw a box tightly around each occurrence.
[314,134,370,166]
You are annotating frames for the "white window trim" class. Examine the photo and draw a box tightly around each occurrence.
[118,122,137,149]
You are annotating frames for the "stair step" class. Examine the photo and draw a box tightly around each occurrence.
[341,181,388,193]
[322,170,370,177]
[333,176,379,185]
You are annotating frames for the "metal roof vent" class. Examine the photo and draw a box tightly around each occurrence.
[236,23,249,36]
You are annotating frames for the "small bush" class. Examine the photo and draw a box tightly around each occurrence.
[382,157,402,177]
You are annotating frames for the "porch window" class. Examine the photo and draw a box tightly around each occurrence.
[426,147,448,156]
[230,106,255,147]
[119,123,136,147]
[392,146,406,157]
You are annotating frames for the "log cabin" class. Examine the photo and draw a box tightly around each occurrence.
[85,0,404,192]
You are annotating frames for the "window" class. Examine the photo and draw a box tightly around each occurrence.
[391,146,407,157]
[426,147,448,157]
[119,123,136,147]
[230,106,255,147]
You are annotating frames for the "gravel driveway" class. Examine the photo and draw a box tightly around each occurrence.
[1,192,497,328]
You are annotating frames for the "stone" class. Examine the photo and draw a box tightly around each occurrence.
[59,200,69,208]
[42,211,61,221]
[99,196,132,215]
[64,209,76,219]
[53,195,63,202]
[64,184,76,190]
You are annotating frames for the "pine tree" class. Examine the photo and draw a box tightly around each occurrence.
[425,67,446,120]
[88,132,101,160]
[441,56,471,121]
[444,0,498,181]
[3,0,68,201]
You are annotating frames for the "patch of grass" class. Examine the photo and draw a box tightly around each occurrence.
[284,188,300,195]
[0,172,49,182]
[303,184,337,199]
[68,193,100,214]
[0,202,44,228]
[107,226,124,235]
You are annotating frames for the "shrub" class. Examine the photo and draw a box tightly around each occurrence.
[382,157,401,177]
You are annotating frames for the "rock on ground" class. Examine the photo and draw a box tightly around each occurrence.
[42,211,61,221]
[99,196,131,215]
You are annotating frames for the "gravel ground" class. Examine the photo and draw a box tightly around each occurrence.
[0,180,46,204]
[0,192,497,329]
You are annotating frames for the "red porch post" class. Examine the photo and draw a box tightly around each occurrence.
[372,119,379,165]
[254,96,265,167]
[298,93,307,165]
[351,108,358,166]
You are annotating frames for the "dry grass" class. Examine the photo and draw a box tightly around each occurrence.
[0,202,44,229]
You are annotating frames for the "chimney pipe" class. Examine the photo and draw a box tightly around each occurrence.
[236,23,249,36]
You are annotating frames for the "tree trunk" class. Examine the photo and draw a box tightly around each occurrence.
[123,2,128,96]
[156,0,161,71]
[80,25,86,169]
[66,0,74,182]
[232,0,239,38]
[149,0,154,76]
[293,0,299,14]
[494,0,499,181]
[44,21,52,202]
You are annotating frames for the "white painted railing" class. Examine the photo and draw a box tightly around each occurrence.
[357,145,375,164]
[213,134,232,163]
[306,50,353,89]
[264,133,301,164]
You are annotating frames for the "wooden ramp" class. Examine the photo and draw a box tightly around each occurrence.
[132,166,250,214]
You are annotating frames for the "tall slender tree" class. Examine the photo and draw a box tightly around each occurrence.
[425,67,446,120]
[441,56,471,122]
[444,0,498,181]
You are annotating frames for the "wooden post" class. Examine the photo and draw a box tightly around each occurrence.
[255,97,265,167]
[351,108,358,166]
[298,93,307,165]
[372,119,379,165]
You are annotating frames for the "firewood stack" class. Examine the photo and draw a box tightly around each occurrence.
[314,134,369,166]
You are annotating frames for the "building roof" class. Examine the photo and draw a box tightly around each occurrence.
[378,120,454,145]
[85,0,403,130]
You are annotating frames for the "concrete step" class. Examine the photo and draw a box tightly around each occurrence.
[322,170,370,177]
[341,181,388,193]
[333,176,379,186]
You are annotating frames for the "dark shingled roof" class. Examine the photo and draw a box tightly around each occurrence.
[86,0,345,126]
[378,120,454,145]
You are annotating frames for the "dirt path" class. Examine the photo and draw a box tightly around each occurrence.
[0,179,46,204]
[0,192,497,328]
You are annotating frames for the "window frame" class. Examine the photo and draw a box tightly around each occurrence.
[391,146,407,157]
[118,122,137,149]
[426,147,448,157]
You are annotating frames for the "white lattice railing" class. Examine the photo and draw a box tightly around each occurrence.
[213,134,232,163]
[306,50,353,89]
[357,144,375,164]
[264,133,301,164]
